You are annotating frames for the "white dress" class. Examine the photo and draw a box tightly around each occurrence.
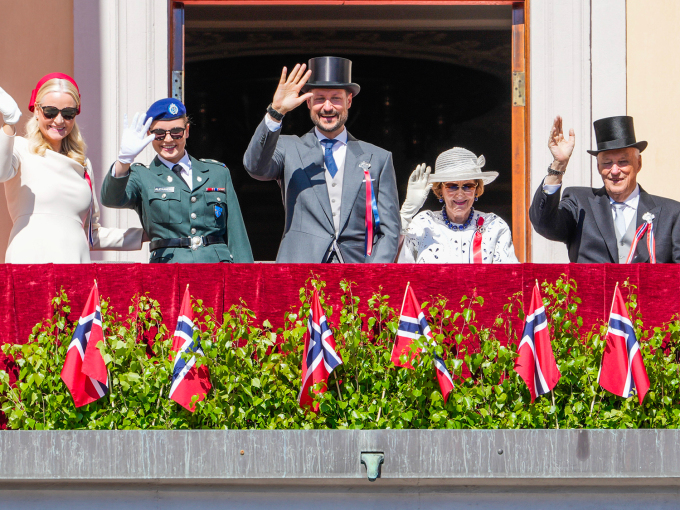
[0,131,143,263]
[399,209,519,263]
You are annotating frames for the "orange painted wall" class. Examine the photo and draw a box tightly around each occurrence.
[0,0,74,262]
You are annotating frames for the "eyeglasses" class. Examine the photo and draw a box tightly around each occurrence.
[150,127,186,140]
[38,105,78,120]
[444,182,478,193]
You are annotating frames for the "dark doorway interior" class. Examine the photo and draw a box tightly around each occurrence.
[185,26,511,261]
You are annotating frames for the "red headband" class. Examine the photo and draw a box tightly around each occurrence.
[28,73,81,114]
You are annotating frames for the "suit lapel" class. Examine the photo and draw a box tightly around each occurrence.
[298,132,333,227]
[588,188,619,262]
[339,135,369,232]
[634,188,661,263]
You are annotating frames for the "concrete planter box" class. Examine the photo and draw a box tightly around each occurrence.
[0,430,678,509]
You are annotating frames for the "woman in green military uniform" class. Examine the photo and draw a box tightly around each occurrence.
[101,98,253,263]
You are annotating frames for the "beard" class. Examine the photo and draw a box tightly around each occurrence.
[310,109,348,134]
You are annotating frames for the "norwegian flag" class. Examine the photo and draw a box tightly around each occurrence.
[168,286,211,412]
[514,282,561,402]
[391,284,454,402]
[299,290,343,411]
[60,281,109,408]
[598,285,650,404]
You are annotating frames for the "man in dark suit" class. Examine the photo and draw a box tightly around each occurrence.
[243,56,400,263]
[530,115,680,263]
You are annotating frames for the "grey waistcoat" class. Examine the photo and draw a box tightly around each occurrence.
[617,213,637,263]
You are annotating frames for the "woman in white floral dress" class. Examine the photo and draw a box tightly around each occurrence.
[398,147,518,264]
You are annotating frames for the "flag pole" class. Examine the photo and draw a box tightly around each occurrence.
[539,279,559,428]
[333,370,342,401]
[377,281,411,423]
[591,282,618,415]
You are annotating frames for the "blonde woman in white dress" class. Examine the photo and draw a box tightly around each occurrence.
[398,147,518,264]
[0,73,143,263]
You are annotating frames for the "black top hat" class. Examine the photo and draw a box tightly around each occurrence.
[301,56,360,97]
[587,116,648,155]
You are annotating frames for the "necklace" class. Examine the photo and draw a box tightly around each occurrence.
[442,206,475,231]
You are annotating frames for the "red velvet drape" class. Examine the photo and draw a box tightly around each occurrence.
[0,262,675,431]
[0,264,678,351]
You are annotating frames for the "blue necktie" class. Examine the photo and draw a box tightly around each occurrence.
[320,139,339,178]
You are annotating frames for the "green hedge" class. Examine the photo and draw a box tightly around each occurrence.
[1,275,679,430]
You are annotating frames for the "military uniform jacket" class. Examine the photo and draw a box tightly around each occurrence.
[243,117,400,263]
[101,155,253,263]
[529,180,680,263]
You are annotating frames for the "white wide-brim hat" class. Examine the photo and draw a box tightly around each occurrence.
[428,147,499,185]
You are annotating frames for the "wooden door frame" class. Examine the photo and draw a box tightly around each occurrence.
[171,0,531,261]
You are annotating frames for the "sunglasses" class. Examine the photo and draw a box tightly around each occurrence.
[150,127,186,140]
[38,105,78,120]
[444,183,478,193]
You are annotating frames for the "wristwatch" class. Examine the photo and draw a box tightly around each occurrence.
[267,103,284,121]
[547,164,565,177]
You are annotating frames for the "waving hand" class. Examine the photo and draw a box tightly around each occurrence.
[548,115,575,165]
[271,64,313,117]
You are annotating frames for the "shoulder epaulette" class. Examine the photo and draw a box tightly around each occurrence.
[200,158,227,168]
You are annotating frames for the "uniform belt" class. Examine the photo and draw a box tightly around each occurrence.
[149,236,224,251]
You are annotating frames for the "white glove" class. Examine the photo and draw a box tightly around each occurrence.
[400,163,432,231]
[0,86,21,126]
[117,112,154,164]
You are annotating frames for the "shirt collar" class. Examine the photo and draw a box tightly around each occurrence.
[609,184,640,208]
[158,151,191,171]
[314,127,348,146]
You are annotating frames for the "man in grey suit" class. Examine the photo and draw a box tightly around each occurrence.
[243,56,400,263]
[530,115,680,263]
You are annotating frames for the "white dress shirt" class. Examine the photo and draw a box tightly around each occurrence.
[158,151,192,189]
[543,181,640,232]
[608,184,640,231]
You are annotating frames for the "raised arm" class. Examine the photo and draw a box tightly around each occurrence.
[546,115,575,185]
[243,64,312,181]
[0,86,22,182]
[399,163,432,232]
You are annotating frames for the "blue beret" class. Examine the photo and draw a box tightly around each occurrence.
[145,98,186,122]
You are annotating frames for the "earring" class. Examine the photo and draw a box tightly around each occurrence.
[439,198,443,203]
[474,196,478,202]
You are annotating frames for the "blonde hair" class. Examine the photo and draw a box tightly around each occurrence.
[25,79,87,166]
[432,179,485,199]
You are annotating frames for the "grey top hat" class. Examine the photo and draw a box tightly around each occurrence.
[300,56,360,97]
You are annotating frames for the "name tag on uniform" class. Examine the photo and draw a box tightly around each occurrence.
[154,187,175,193]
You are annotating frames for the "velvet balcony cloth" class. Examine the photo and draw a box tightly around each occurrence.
[0,264,678,355]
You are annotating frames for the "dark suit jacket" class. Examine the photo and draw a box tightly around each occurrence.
[243,118,400,263]
[529,181,680,263]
